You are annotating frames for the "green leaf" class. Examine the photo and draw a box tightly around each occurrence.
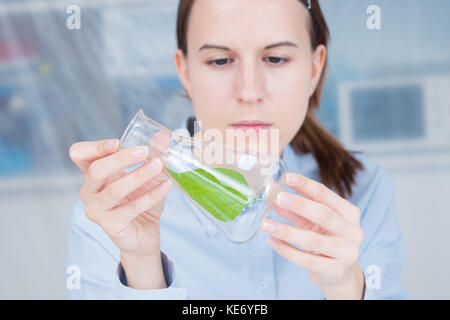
[165,166,259,222]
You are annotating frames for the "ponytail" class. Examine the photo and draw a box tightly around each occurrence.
[290,111,364,198]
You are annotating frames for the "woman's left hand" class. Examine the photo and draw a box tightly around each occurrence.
[261,172,366,300]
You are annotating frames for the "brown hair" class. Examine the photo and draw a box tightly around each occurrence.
[176,0,364,199]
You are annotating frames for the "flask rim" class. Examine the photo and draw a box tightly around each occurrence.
[120,109,288,168]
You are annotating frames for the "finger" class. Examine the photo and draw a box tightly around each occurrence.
[94,157,163,212]
[273,204,328,234]
[267,236,333,274]
[124,169,166,202]
[84,146,149,193]
[275,191,353,236]
[69,139,119,174]
[285,173,361,223]
[107,168,166,209]
[101,132,169,195]
[101,179,172,236]
[262,219,351,259]
[149,131,171,161]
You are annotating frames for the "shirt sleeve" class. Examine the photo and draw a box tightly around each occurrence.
[65,200,188,299]
[358,168,411,300]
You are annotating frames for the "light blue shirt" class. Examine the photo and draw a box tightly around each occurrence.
[66,132,410,299]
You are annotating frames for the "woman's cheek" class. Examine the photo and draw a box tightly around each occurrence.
[191,85,230,131]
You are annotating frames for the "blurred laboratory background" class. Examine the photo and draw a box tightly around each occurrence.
[0,0,449,299]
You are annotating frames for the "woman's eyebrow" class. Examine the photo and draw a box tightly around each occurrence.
[198,41,299,52]
[264,41,299,50]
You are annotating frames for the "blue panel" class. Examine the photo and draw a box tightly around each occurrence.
[351,85,425,142]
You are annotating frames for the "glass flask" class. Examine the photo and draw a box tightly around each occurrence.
[119,109,288,243]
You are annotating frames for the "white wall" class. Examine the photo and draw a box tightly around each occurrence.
[0,174,82,299]
[366,152,450,299]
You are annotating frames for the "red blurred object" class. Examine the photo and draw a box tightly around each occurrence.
[0,43,37,61]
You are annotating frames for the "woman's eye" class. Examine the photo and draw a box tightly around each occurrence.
[207,57,288,67]
[265,56,289,65]
[207,58,232,66]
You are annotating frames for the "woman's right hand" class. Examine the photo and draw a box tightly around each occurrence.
[69,136,173,289]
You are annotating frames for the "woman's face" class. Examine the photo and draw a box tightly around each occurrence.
[175,0,326,157]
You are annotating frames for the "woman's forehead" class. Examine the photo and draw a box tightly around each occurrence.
[188,0,309,47]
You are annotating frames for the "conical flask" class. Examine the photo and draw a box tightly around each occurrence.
[119,109,288,243]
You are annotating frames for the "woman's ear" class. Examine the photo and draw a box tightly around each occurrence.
[310,44,327,94]
[174,49,191,98]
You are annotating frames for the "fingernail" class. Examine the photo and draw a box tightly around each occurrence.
[104,139,118,152]
[130,146,148,160]
[268,238,281,249]
[276,192,292,207]
[287,173,298,186]
[159,179,171,192]
[146,158,162,175]
[262,219,277,233]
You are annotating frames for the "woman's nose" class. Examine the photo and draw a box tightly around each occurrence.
[235,60,265,105]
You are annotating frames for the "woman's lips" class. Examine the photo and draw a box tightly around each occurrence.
[230,122,273,133]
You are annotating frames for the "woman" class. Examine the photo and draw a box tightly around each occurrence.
[66,0,409,299]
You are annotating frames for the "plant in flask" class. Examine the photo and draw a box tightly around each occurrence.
[119,109,287,243]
